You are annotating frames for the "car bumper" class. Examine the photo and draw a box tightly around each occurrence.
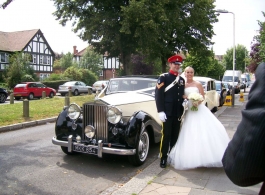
[52,136,136,157]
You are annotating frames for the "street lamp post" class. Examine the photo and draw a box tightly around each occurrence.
[215,9,235,107]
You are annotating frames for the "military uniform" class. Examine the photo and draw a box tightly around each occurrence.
[155,55,185,167]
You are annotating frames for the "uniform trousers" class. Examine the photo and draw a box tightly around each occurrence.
[160,116,181,160]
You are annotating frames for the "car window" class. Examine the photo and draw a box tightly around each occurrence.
[36,83,45,87]
[15,84,27,88]
[107,79,156,94]
[28,83,37,88]
[80,82,86,86]
[215,83,221,91]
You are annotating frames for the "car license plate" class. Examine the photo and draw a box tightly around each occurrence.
[73,143,98,155]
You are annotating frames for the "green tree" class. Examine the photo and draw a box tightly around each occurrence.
[44,73,65,81]
[120,0,217,72]
[4,52,37,88]
[78,47,103,76]
[63,66,82,81]
[52,0,217,74]
[63,66,97,85]
[222,44,248,72]
[181,50,223,79]
[60,52,75,69]
[248,12,265,73]
[79,69,98,86]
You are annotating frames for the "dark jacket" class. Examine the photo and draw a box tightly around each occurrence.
[222,62,265,192]
[155,73,185,117]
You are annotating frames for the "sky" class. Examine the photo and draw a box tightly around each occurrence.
[0,0,264,55]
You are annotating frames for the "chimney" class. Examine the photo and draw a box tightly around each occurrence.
[73,46,78,54]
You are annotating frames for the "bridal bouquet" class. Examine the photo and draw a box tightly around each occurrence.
[188,92,204,111]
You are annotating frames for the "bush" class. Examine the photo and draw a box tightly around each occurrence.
[42,80,70,91]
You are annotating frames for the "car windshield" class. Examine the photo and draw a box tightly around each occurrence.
[222,76,239,82]
[106,78,157,95]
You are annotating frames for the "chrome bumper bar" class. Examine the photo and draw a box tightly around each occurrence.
[52,136,136,157]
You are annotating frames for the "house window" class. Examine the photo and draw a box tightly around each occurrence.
[0,53,8,63]
[99,70,103,76]
[31,54,37,64]
[40,55,43,64]
[42,56,50,65]
[43,56,47,64]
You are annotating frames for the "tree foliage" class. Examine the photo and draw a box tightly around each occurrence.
[130,54,156,75]
[4,52,37,88]
[222,44,248,72]
[60,52,76,69]
[78,47,103,76]
[52,0,217,74]
[182,50,224,79]
[120,0,217,72]
[63,66,97,86]
[248,12,265,73]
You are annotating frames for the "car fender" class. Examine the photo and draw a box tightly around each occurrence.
[55,108,83,140]
[125,111,161,148]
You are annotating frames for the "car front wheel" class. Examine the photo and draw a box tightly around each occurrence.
[49,92,54,98]
[128,129,150,166]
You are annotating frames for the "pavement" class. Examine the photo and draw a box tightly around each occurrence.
[104,89,262,195]
[1,88,262,195]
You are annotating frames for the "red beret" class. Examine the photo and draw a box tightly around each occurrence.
[167,55,183,65]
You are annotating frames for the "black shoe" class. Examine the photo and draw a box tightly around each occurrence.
[160,159,167,168]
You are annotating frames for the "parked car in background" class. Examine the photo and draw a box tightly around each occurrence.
[222,82,232,95]
[193,76,219,112]
[0,87,8,103]
[215,80,227,107]
[52,76,161,166]
[241,73,251,88]
[92,80,109,93]
[13,82,56,100]
[222,70,242,93]
[58,81,92,96]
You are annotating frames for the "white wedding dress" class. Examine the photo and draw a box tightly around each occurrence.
[168,87,230,170]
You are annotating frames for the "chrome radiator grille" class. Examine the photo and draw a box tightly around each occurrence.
[83,103,108,143]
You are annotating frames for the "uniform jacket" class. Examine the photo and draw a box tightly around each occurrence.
[155,72,185,117]
[222,62,265,192]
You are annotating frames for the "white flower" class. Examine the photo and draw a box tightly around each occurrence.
[188,92,204,111]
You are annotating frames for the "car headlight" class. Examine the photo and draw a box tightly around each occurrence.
[107,106,122,124]
[67,103,81,120]
[85,125,95,138]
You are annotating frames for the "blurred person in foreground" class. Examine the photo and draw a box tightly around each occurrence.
[155,54,185,168]
[222,62,265,195]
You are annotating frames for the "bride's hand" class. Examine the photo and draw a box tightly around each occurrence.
[192,101,199,107]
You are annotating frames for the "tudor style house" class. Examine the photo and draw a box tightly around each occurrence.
[73,46,120,80]
[0,29,54,80]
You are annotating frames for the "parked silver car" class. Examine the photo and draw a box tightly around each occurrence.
[58,81,92,96]
[92,80,109,93]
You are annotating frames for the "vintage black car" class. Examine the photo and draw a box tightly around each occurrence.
[52,76,162,166]
[0,87,8,103]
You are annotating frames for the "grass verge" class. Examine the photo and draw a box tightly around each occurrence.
[0,95,95,127]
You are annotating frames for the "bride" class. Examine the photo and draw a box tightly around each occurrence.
[168,66,230,170]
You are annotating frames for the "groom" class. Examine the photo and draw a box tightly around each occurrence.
[155,54,185,168]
